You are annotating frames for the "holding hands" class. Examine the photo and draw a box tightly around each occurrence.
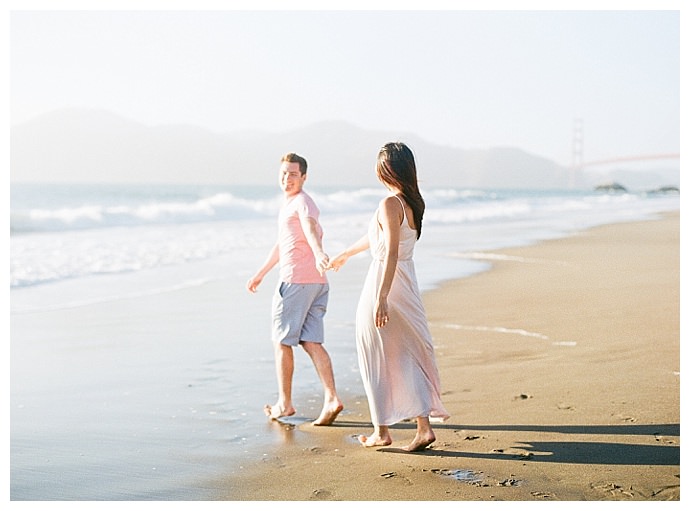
[327,234,369,273]
[314,250,330,276]
[327,252,349,272]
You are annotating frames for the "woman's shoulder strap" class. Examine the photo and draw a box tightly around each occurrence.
[393,194,407,221]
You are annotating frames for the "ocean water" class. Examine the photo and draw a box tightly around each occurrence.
[9,182,679,500]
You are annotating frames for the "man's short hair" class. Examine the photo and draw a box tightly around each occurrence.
[281,153,308,175]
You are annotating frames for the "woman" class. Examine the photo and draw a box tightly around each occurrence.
[329,142,449,451]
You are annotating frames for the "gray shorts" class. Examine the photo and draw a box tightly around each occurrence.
[272,282,329,346]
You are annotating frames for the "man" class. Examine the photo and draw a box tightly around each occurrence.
[247,152,343,426]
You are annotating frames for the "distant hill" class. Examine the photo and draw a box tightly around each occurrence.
[11,108,673,190]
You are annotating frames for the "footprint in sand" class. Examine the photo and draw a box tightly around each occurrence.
[591,481,635,498]
[310,488,333,500]
[651,484,680,499]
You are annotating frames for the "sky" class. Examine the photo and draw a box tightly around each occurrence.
[8,1,682,168]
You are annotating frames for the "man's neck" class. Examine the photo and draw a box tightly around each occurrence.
[284,189,303,199]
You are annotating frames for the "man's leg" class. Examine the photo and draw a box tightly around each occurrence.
[301,341,343,425]
[265,342,296,419]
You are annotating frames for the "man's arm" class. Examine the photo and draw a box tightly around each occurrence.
[246,242,280,293]
[300,216,329,275]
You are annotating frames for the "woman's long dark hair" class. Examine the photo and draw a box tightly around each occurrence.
[376,142,425,239]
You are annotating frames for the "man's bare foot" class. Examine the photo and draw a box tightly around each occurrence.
[358,433,392,448]
[264,403,296,420]
[401,434,435,452]
[312,402,344,426]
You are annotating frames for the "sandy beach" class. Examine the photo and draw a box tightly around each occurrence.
[220,211,680,501]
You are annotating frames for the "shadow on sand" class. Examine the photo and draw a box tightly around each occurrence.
[326,420,680,466]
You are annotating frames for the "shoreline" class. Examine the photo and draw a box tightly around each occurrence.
[217,211,680,501]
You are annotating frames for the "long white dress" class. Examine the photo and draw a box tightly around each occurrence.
[355,198,450,426]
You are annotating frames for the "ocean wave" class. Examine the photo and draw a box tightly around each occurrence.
[9,185,679,289]
[10,192,283,234]
[9,220,278,288]
[10,186,504,234]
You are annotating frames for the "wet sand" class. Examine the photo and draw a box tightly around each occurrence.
[217,211,680,501]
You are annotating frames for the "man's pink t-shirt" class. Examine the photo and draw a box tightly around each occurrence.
[278,191,327,284]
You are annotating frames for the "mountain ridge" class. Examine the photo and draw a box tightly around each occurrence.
[10,108,677,190]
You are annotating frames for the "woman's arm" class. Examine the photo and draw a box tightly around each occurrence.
[375,196,403,327]
[329,234,370,271]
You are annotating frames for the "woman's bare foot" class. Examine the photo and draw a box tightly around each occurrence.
[358,433,392,447]
[401,433,435,452]
[264,403,296,420]
[312,402,344,426]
